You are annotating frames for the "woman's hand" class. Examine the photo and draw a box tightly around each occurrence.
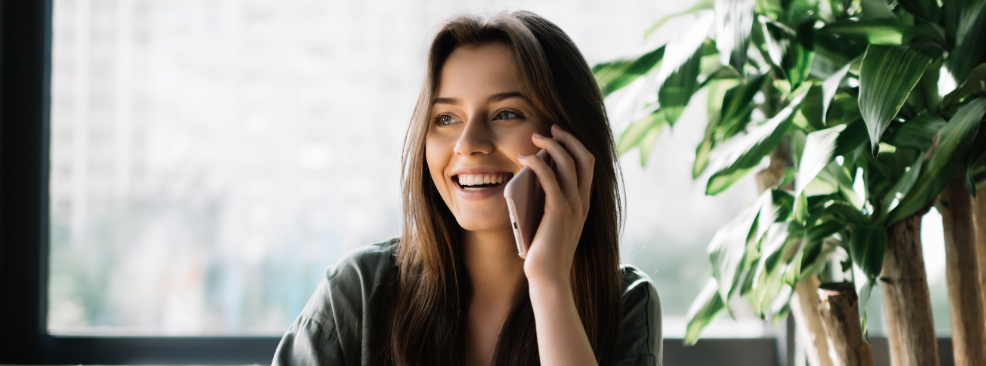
[517,124,594,287]
[518,124,599,366]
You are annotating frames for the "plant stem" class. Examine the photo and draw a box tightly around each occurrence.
[936,177,986,366]
[881,214,940,366]
[791,276,835,366]
[975,186,986,334]
[817,282,873,366]
[756,143,835,366]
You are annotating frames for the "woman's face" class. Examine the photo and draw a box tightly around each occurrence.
[426,42,549,233]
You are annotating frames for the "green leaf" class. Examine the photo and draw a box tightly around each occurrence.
[785,21,815,90]
[806,220,845,248]
[709,202,760,300]
[858,45,932,153]
[694,133,716,179]
[760,20,793,74]
[832,117,869,158]
[639,120,666,166]
[908,55,942,113]
[853,265,877,323]
[945,0,986,84]
[593,46,666,97]
[882,154,923,219]
[792,189,810,225]
[826,201,866,225]
[849,223,887,279]
[617,109,666,155]
[645,0,716,39]
[660,51,702,125]
[760,20,815,90]
[896,0,940,23]
[885,111,946,151]
[684,278,726,345]
[752,223,797,317]
[812,29,866,79]
[822,19,945,45]
[706,87,811,195]
[821,59,858,124]
[966,131,986,196]
[756,190,796,242]
[795,86,827,132]
[755,0,783,20]
[797,232,841,279]
[887,98,986,223]
[714,0,757,76]
[694,80,740,179]
[860,0,897,19]
[796,124,847,196]
[941,63,986,112]
[716,74,768,140]
[658,12,715,124]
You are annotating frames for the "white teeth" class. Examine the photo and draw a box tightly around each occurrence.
[457,173,512,187]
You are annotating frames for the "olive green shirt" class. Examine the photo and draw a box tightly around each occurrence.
[272,238,662,366]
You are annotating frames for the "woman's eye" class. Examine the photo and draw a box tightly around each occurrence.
[494,110,522,120]
[434,114,458,126]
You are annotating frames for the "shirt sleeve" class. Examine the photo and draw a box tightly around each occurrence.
[615,268,663,366]
[271,239,399,366]
[272,314,345,366]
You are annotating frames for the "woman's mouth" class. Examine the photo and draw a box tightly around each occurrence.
[453,172,514,191]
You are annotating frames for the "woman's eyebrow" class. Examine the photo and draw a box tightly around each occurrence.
[488,91,527,103]
[431,91,528,106]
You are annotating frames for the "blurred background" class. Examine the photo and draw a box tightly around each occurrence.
[46,0,952,338]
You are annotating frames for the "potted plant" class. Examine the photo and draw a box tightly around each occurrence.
[593,0,986,364]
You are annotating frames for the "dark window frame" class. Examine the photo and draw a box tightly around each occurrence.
[0,1,955,364]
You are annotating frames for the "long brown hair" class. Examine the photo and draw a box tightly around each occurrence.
[374,11,625,366]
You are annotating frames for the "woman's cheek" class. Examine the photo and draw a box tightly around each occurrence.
[424,138,452,200]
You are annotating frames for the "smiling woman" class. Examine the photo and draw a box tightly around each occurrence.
[272,11,662,366]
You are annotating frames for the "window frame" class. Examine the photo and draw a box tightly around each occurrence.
[0,1,954,364]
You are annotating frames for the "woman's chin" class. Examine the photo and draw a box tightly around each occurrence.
[453,213,511,233]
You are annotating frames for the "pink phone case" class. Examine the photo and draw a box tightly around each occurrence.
[503,149,554,257]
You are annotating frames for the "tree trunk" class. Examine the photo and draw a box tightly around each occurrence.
[791,276,836,366]
[974,186,986,328]
[881,214,940,366]
[817,282,873,366]
[936,178,986,366]
[756,144,835,366]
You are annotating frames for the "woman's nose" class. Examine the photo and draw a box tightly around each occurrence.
[453,118,494,156]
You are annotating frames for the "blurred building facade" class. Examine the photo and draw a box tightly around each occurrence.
[48,0,868,337]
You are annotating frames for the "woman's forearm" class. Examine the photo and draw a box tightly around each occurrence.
[528,278,599,366]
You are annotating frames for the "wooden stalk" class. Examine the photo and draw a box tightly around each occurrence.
[817,282,873,366]
[881,214,940,366]
[936,178,986,366]
[975,186,986,326]
[791,276,836,366]
[756,144,834,366]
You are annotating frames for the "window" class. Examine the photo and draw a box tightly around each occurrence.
[0,0,954,364]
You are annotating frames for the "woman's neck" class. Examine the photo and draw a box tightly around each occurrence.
[461,228,526,307]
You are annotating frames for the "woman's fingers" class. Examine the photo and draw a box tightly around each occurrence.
[531,132,579,203]
[549,124,595,209]
[518,152,565,207]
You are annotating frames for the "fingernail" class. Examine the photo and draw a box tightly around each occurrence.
[552,124,563,131]
[518,154,528,159]
[533,133,544,139]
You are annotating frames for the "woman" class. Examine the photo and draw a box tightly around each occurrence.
[273,11,662,366]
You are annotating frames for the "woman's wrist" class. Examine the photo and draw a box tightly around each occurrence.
[527,275,572,299]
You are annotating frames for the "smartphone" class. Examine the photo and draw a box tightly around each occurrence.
[503,149,554,257]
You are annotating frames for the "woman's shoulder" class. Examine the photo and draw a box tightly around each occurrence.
[323,237,401,280]
[298,237,400,326]
[619,263,660,302]
[616,264,663,365]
